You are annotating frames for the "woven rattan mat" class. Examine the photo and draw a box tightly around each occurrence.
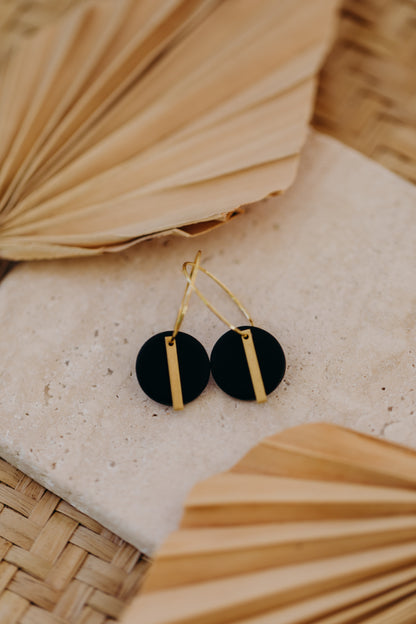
[314,0,416,184]
[0,459,149,623]
[0,0,415,621]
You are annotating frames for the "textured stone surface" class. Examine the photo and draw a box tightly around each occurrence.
[0,131,415,553]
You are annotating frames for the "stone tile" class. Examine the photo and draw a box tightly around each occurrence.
[0,132,415,553]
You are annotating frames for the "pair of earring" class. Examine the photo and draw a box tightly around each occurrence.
[135,251,286,410]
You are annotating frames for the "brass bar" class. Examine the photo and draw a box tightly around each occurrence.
[241,329,267,403]
[165,336,184,410]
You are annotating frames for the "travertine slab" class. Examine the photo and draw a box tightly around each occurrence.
[0,132,415,553]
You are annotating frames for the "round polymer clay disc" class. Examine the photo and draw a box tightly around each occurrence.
[210,326,286,401]
[136,331,210,406]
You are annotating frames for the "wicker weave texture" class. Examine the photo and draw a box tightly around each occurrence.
[314,0,416,183]
[0,458,149,623]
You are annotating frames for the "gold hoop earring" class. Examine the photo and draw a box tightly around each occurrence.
[136,251,209,410]
[183,255,286,403]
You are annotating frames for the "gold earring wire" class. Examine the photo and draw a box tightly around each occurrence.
[183,254,267,403]
[182,255,254,337]
[164,250,202,411]
[170,250,201,343]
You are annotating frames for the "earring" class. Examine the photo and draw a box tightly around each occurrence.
[182,258,286,403]
[136,251,210,410]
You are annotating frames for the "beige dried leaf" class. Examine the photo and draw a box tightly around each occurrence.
[0,0,338,260]
[122,423,416,624]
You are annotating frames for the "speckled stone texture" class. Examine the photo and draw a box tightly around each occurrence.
[0,131,415,554]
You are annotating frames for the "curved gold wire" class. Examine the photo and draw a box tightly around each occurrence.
[170,250,201,342]
[182,258,254,337]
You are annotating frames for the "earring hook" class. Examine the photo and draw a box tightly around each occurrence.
[182,254,254,337]
[170,250,201,343]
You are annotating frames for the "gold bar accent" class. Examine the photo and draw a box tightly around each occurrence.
[241,329,267,403]
[165,336,184,410]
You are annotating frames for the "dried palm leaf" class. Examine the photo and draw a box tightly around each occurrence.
[122,423,416,624]
[0,0,338,260]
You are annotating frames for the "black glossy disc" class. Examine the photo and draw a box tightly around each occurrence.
[210,326,286,401]
[136,331,210,406]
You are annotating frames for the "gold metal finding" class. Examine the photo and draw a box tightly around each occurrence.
[165,250,202,409]
[183,252,267,403]
[171,250,201,342]
[241,328,267,403]
[165,336,184,410]
[182,257,254,336]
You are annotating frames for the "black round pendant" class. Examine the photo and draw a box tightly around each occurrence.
[136,331,210,406]
[210,326,286,401]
